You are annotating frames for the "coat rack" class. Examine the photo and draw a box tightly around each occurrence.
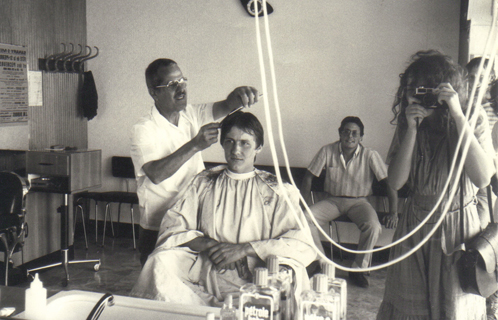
[39,43,99,73]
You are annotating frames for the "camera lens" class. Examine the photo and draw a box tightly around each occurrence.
[422,93,438,108]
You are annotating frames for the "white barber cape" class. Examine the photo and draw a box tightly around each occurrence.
[130,166,316,306]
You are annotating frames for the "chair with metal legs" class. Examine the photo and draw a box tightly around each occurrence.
[73,156,137,249]
[0,171,29,286]
[73,199,89,249]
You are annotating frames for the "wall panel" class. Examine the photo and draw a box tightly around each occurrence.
[0,0,88,150]
[0,0,89,264]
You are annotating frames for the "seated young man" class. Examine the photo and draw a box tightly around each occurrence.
[301,116,397,288]
[130,111,316,306]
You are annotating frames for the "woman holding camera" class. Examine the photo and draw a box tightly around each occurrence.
[376,50,494,319]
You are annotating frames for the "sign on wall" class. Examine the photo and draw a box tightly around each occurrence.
[0,43,28,125]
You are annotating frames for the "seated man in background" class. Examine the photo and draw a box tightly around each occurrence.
[130,111,316,306]
[301,116,397,288]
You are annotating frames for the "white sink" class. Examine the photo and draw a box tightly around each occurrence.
[18,290,221,320]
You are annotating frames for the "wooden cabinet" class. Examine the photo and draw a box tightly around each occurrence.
[15,150,102,265]
[26,150,101,193]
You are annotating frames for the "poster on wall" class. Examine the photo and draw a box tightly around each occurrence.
[0,43,28,126]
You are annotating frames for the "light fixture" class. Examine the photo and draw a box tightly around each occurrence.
[240,0,273,17]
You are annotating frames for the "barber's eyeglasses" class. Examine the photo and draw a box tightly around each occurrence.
[155,77,188,90]
[340,129,360,138]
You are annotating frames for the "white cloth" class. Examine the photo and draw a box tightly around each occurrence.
[130,103,214,230]
[130,166,316,306]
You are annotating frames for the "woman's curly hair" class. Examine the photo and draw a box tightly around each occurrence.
[390,50,467,131]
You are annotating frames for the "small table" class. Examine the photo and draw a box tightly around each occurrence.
[25,150,102,286]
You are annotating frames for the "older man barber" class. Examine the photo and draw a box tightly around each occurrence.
[131,59,258,266]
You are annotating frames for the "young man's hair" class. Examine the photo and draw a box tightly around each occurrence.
[465,57,490,73]
[220,111,264,148]
[339,116,364,136]
[145,58,178,89]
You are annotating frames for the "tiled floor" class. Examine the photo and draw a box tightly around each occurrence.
[11,232,388,320]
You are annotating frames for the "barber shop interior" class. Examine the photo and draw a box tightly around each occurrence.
[2,0,498,319]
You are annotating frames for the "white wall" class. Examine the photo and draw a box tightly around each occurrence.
[86,0,461,193]
[0,125,28,150]
[468,0,494,58]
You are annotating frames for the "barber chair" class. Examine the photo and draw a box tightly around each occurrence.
[0,171,29,286]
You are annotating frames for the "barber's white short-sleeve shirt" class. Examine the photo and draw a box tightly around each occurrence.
[130,103,214,230]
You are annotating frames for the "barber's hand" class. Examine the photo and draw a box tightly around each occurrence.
[226,86,259,111]
[382,213,399,229]
[207,242,251,270]
[192,122,220,151]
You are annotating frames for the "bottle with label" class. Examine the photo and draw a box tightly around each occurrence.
[321,262,347,320]
[220,294,237,320]
[300,274,338,320]
[25,273,47,320]
[239,267,281,320]
[266,255,292,320]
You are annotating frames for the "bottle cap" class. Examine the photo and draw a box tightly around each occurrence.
[312,274,328,293]
[31,273,43,289]
[206,312,215,320]
[321,262,335,279]
[266,255,279,274]
[254,267,268,286]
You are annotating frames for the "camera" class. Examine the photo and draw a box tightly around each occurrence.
[413,87,441,109]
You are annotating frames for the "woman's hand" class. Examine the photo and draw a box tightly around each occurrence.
[437,82,463,119]
[405,103,431,129]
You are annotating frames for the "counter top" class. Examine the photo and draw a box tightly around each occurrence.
[13,290,221,320]
[0,286,25,317]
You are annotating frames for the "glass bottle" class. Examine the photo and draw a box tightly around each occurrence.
[300,273,338,320]
[321,262,347,320]
[240,267,281,320]
[267,255,293,320]
[220,293,237,320]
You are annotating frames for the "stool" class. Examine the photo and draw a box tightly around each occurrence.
[100,191,137,249]
[72,156,138,250]
[74,192,137,249]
